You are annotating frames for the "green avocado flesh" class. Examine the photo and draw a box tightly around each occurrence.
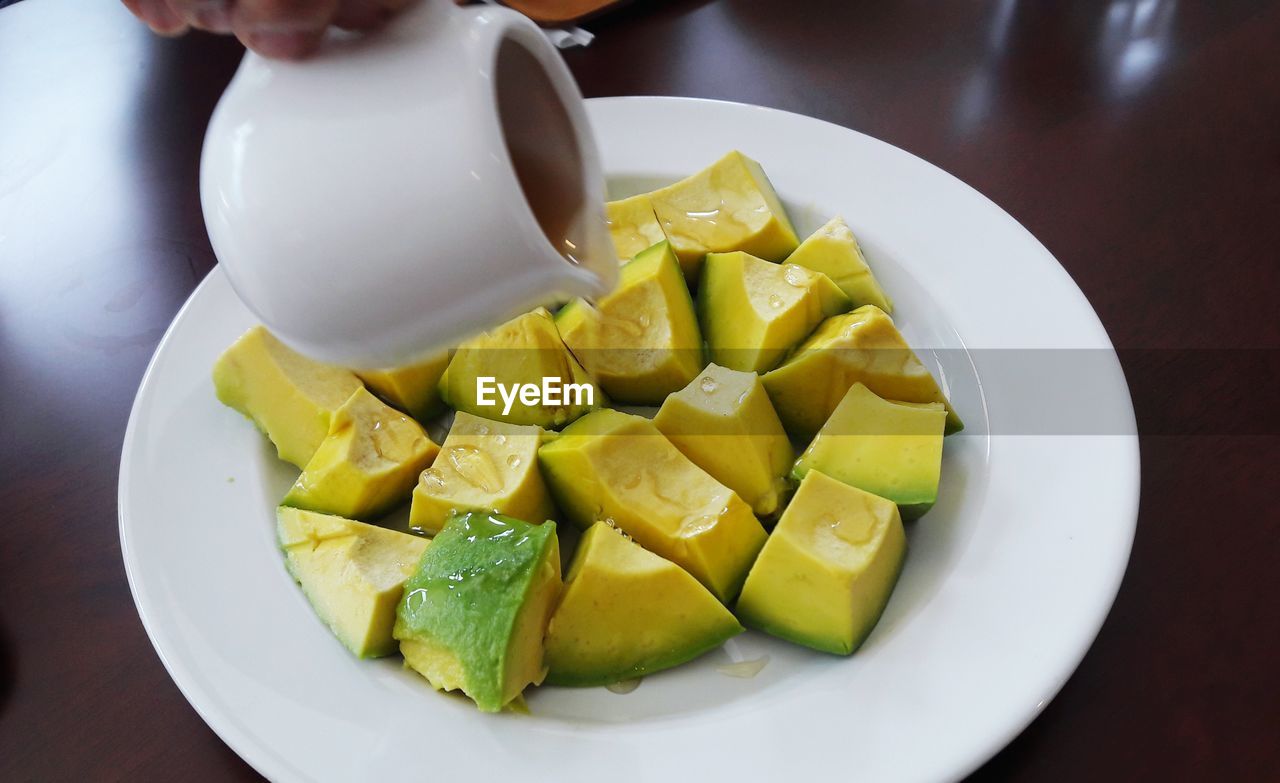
[538,409,767,603]
[653,363,794,516]
[277,507,429,658]
[762,305,962,439]
[699,251,850,373]
[394,512,561,712]
[282,387,440,520]
[736,471,906,655]
[545,522,743,686]
[213,326,364,468]
[785,216,893,312]
[439,307,599,428]
[556,241,705,405]
[792,383,946,520]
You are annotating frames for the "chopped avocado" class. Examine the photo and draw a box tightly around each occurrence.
[699,251,850,373]
[793,383,946,520]
[647,151,800,279]
[545,522,743,686]
[538,409,767,602]
[605,193,667,261]
[653,364,794,516]
[394,512,561,713]
[786,217,893,312]
[439,307,599,428]
[213,325,364,467]
[736,471,906,655]
[762,305,962,439]
[408,412,557,535]
[556,241,705,405]
[282,387,440,519]
[276,507,429,658]
[356,352,450,422]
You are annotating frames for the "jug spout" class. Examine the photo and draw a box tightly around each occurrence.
[200,0,615,370]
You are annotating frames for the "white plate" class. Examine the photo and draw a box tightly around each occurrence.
[120,96,1138,783]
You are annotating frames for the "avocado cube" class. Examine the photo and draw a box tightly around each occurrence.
[408,412,557,535]
[648,151,800,279]
[786,217,893,312]
[545,521,743,687]
[605,193,667,262]
[653,363,794,516]
[762,305,962,439]
[439,307,599,428]
[538,409,767,603]
[356,352,450,422]
[736,471,906,655]
[277,507,429,658]
[213,326,364,467]
[556,241,705,405]
[394,512,561,713]
[282,387,440,519]
[793,383,946,520]
[699,250,850,373]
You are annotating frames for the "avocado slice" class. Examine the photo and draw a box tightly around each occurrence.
[648,151,800,280]
[213,325,364,467]
[545,522,743,686]
[439,307,600,428]
[408,412,557,535]
[793,383,946,520]
[605,193,667,261]
[277,507,430,658]
[556,241,705,405]
[762,305,962,439]
[699,251,850,373]
[736,471,906,655]
[356,352,450,422]
[538,409,767,603]
[786,217,893,312]
[394,512,561,713]
[653,363,794,516]
[282,387,440,519]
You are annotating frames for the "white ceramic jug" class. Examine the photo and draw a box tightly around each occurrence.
[200,0,617,369]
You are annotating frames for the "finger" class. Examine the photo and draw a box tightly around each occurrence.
[123,0,190,36]
[164,0,236,33]
[332,0,414,30]
[231,0,339,59]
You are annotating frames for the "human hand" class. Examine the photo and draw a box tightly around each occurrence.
[121,0,416,59]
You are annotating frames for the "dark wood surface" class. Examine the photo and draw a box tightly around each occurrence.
[1,0,1277,779]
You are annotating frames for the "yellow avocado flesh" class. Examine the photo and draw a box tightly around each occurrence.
[212,326,364,468]
[605,193,667,261]
[556,241,705,405]
[762,305,962,439]
[786,217,893,312]
[653,364,794,516]
[439,307,599,428]
[408,411,557,535]
[538,409,767,603]
[735,471,906,655]
[648,151,800,279]
[545,522,743,686]
[283,387,440,519]
[699,251,851,373]
[394,512,561,713]
[276,507,429,658]
[356,352,450,422]
[793,383,946,520]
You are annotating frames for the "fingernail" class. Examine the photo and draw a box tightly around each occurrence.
[139,0,188,35]
[193,0,233,33]
[244,27,321,59]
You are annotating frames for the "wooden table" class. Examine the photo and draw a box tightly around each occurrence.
[1,0,1276,779]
